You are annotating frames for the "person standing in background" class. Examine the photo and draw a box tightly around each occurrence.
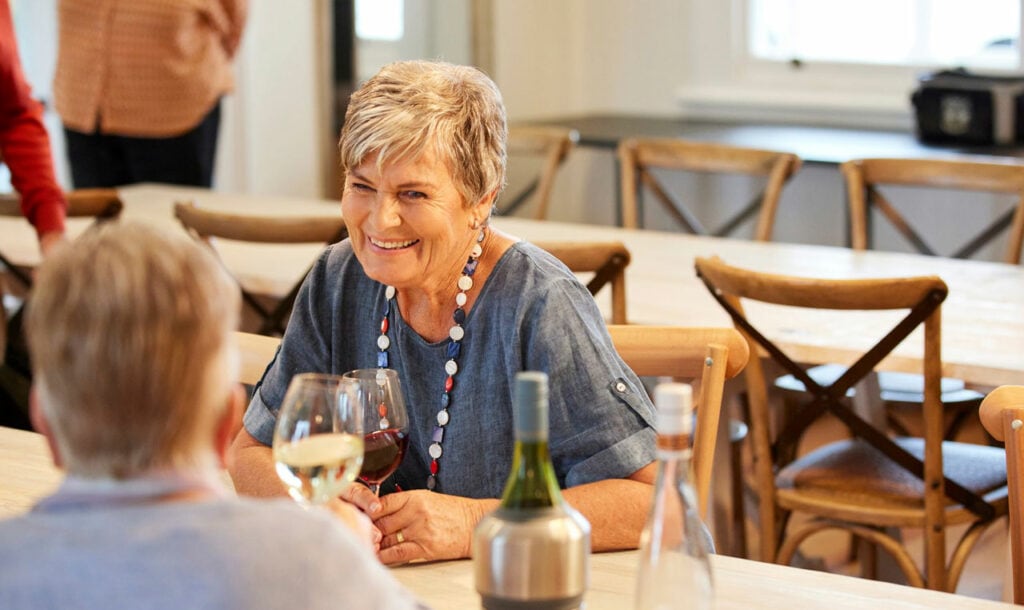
[0,0,67,431]
[53,0,247,188]
[0,0,66,254]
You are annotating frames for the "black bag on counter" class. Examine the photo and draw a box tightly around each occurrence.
[911,68,1024,146]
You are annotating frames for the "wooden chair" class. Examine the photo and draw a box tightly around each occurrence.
[534,241,630,324]
[234,325,749,530]
[790,157,1024,443]
[618,137,801,236]
[174,201,347,336]
[695,255,1008,591]
[0,188,123,288]
[979,385,1024,605]
[607,324,748,525]
[843,157,1024,265]
[499,125,578,220]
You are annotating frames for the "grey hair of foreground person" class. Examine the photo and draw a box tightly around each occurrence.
[25,222,241,479]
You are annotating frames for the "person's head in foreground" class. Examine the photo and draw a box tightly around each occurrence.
[1,223,421,610]
[27,222,242,477]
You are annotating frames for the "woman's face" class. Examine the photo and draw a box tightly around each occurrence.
[342,148,488,294]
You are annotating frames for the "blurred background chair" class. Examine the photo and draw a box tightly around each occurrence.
[534,241,630,323]
[499,125,578,220]
[978,385,1024,605]
[607,324,749,556]
[774,156,1024,447]
[0,188,122,430]
[0,188,123,290]
[843,157,1024,265]
[617,137,801,236]
[174,201,347,336]
[695,255,1007,592]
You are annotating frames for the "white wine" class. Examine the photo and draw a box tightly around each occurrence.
[274,433,364,505]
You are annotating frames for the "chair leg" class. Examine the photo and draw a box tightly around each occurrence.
[729,419,749,558]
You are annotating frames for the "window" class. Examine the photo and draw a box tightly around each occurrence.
[750,0,1020,70]
[677,1,1024,128]
[355,0,404,42]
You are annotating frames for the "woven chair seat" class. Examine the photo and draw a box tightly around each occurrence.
[778,438,1007,513]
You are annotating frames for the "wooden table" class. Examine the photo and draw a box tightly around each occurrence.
[3,183,1023,387]
[0,426,1012,609]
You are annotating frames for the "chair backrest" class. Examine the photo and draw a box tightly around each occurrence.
[693,255,999,577]
[233,325,750,523]
[618,137,801,237]
[235,331,282,386]
[842,157,1024,264]
[500,125,578,220]
[534,241,631,324]
[979,385,1024,604]
[173,200,347,245]
[607,324,748,521]
[0,188,123,288]
[175,201,347,336]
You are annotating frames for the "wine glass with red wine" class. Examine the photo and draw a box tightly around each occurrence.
[344,368,409,496]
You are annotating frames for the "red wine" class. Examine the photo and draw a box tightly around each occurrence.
[359,428,409,485]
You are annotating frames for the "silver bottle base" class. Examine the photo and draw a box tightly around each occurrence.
[481,593,584,610]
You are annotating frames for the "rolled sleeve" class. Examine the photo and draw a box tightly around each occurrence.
[565,426,657,488]
[242,388,278,446]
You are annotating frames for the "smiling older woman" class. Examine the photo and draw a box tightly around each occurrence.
[229,60,658,565]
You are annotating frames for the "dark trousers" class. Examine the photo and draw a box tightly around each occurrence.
[64,100,221,188]
[0,305,31,430]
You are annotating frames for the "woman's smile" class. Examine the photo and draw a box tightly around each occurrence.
[369,236,420,250]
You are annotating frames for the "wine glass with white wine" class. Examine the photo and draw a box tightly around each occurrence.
[273,373,364,506]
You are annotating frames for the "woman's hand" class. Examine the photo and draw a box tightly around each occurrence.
[324,497,382,553]
[370,490,499,565]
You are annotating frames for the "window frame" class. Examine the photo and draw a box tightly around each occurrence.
[675,0,1024,130]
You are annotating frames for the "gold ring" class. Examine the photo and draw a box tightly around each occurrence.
[396,530,405,544]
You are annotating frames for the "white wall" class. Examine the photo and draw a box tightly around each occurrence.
[219,0,326,198]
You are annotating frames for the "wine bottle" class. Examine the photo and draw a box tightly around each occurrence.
[635,382,714,610]
[473,371,591,610]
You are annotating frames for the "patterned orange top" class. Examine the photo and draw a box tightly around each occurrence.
[53,0,247,138]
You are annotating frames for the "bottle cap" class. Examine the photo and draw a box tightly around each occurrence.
[654,382,693,435]
[514,371,548,441]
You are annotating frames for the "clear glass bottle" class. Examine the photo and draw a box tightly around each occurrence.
[474,371,591,610]
[635,382,714,610]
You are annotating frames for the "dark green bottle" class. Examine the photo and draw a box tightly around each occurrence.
[473,372,591,609]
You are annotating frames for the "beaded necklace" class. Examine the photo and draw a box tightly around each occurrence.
[376,229,486,491]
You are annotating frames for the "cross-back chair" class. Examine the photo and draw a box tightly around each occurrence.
[233,325,749,532]
[0,188,123,289]
[790,157,1024,444]
[174,201,348,336]
[499,125,578,220]
[695,255,1008,592]
[606,324,748,525]
[534,241,630,324]
[843,157,1024,264]
[978,385,1024,605]
[617,137,801,236]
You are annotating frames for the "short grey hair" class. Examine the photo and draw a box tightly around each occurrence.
[26,222,240,479]
[338,60,508,208]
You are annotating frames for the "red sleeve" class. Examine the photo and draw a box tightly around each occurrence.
[0,0,66,237]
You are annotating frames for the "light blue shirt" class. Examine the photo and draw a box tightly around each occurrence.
[0,474,424,610]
